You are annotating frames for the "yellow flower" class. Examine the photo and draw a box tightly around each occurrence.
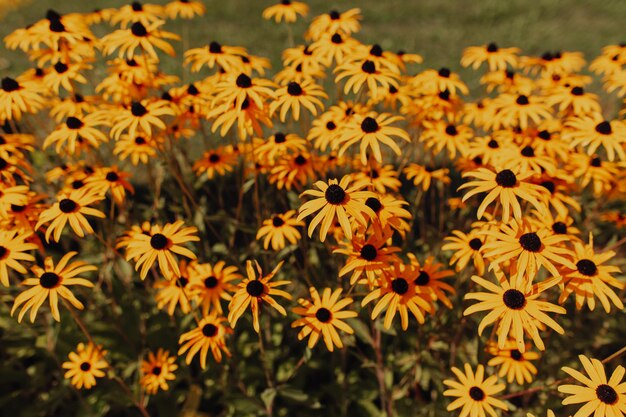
[262,1,309,23]
[178,313,232,369]
[140,349,178,395]
[256,210,304,251]
[0,229,37,287]
[443,363,508,417]
[62,342,108,390]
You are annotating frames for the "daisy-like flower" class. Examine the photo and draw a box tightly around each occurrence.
[464,273,566,352]
[410,255,456,309]
[0,230,37,287]
[62,342,108,390]
[113,134,161,165]
[488,94,553,130]
[310,31,361,67]
[292,287,357,351]
[442,230,487,275]
[256,210,304,251]
[123,221,199,280]
[462,43,520,71]
[558,233,624,313]
[11,252,95,323]
[482,219,575,288]
[213,72,276,113]
[193,146,238,180]
[164,0,205,19]
[334,232,401,285]
[362,193,412,237]
[558,355,626,417]
[227,260,291,333]
[421,120,473,159]
[335,113,410,165]
[564,115,626,162]
[110,2,164,27]
[140,349,178,395]
[411,68,469,95]
[268,151,317,190]
[111,100,175,139]
[178,313,232,369]
[184,41,247,72]
[335,59,399,96]
[154,260,193,315]
[351,163,402,194]
[459,166,548,224]
[403,164,450,191]
[0,77,46,121]
[486,340,539,385]
[101,21,179,61]
[189,261,240,315]
[255,132,307,161]
[262,1,309,23]
[35,188,106,242]
[546,86,601,116]
[297,176,375,242]
[443,363,508,417]
[269,80,327,122]
[362,262,434,330]
[86,166,134,206]
[306,8,362,41]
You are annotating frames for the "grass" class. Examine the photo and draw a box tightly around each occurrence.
[1,0,626,77]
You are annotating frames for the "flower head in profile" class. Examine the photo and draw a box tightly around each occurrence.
[443,363,508,417]
[269,79,327,122]
[462,43,520,71]
[0,230,37,287]
[165,0,205,19]
[101,21,179,61]
[262,1,309,23]
[306,8,362,41]
[62,342,108,390]
[178,313,232,369]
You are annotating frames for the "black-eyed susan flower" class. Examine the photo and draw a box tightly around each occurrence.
[193,147,238,180]
[310,31,361,67]
[111,100,175,139]
[564,115,626,162]
[35,188,106,242]
[269,80,327,122]
[362,193,411,237]
[62,342,108,390]
[412,68,468,96]
[558,233,624,313]
[443,363,508,417]
[404,164,450,191]
[228,260,291,333]
[268,151,317,190]
[101,21,179,61]
[421,120,473,159]
[488,94,553,130]
[256,210,304,251]
[335,59,399,96]
[442,230,487,275]
[262,1,309,23]
[486,340,539,385]
[306,8,362,41]
[11,251,95,323]
[568,154,617,197]
[459,167,548,223]
[464,273,565,352]
[140,349,178,395]
[154,260,193,316]
[255,132,307,161]
[0,77,47,121]
[86,166,134,206]
[110,2,164,27]
[558,355,626,417]
[297,176,375,242]
[178,312,232,369]
[184,41,247,72]
[292,287,357,351]
[462,43,520,71]
[189,261,240,315]
[547,85,601,116]
[113,134,161,165]
[213,72,276,112]
[0,229,37,287]
[164,0,205,19]
[123,221,199,280]
[351,163,402,194]
[409,254,455,309]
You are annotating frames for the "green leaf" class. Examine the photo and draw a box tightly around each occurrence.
[260,388,277,410]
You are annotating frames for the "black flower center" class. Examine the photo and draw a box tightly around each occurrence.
[487,139,499,149]
[365,197,382,213]
[438,68,451,78]
[571,86,584,96]
[510,349,523,361]
[331,33,343,44]
[150,233,169,250]
[325,184,346,204]
[152,366,161,375]
[59,198,78,213]
[246,280,265,297]
[595,121,612,135]
[361,117,379,133]
[236,73,252,88]
[294,155,307,165]
[590,157,602,167]
[469,386,485,401]
[209,41,222,53]
[71,180,84,189]
[178,277,189,287]
[329,10,340,19]
[204,276,218,288]
[519,232,542,252]
[287,82,303,96]
[445,125,458,136]
[187,84,199,95]
[537,130,551,140]
[54,62,69,74]
[503,289,526,309]
[469,238,483,250]
[540,180,555,194]
[202,324,218,337]
[516,95,529,105]
[40,272,60,289]
[495,169,517,187]
[49,19,65,32]
[391,278,409,295]
[80,362,91,371]
[505,70,515,79]
[106,172,119,182]
[315,307,332,323]
[486,42,498,52]
[438,90,450,100]
[209,153,220,163]
[274,132,286,143]
[0,246,9,260]
[596,384,618,405]
[131,136,146,146]
[552,222,567,234]
[521,146,535,157]
[361,60,376,74]
[130,22,148,37]
[414,271,430,286]
[66,117,84,129]
[370,44,383,57]
[272,216,285,227]
[131,102,148,117]
[360,244,378,261]
[74,94,85,103]
[0,158,7,170]
[131,1,143,11]
[576,259,597,276]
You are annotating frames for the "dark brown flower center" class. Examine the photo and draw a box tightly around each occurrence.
[595,121,612,135]
[361,60,376,74]
[360,244,377,261]
[40,272,60,289]
[331,33,342,44]
[150,233,169,250]
[209,153,220,163]
[209,41,222,53]
[204,276,218,288]
[131,102,148,117]
[370,44,383,57]
[552,222,567,234]
[202,323,218,337]
[487,139,499,149]
[510,349,523,361]
[414,271,430,286]
[246,280,265,297]
[134,136,147,144]
[516,95,529,105]
[54,62,68,74]
[576,259,597,276]
[365,197,382,213]
[329,10,340,19]
[361,117,379,133]
[537,130,551,140]
[272,216,285,227]
[391,278,409,295]
[590,157,602,167]
[152,366,162,375]
[469,238,483,250]
[106,172,119,182]
[445,125,458,136]
[571,86,584,96]
[130,22,148,37]
[503,289,526,309]
[495,169,517,187]
[315,307,332,323]
[438,68,451,78]
[0,246,8,260]
[596,384,618,405]
[66,117,84,129]
[274,132,286,143]
[325,184,346,204]
[287,82,303,96]
[326,121,336,130]
[469,386,485,401]
[59,198,78,213]
[486,42,498,52]
[236,73,252,88]
[80,362,91,371]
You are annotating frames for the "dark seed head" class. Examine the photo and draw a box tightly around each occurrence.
[438,67,451,78]
[204,276,218,288]
[209,41,222,53]
[66,117,84,129]
[152,366,161,375]
[150,233,169,250]
[469,238,483,250]
[469,386,485,401]
[80,362,91,371]
[590,157,602,167]
[178,277,189,287]
[105,172,119,182]
[576,259,597,276]
[331,33,343,44]
[71,180,84,189]
[438,90,450,100]
[135,136,146,145]
[370,44,383,57]
[50,19,65,32]
[0,246,9,260]
[325,184,346,204]
[272,216,284,227]
[281,0,292,4]
[596,384,618,405]
[552,222,567,234]
[391,278,409,295]
[519,232,542,252]
[131,2,143,11]
[274,132,286,143]
[329,10,340,19]
[325,121,336,131]
[130,22,148,37]
[486,42,498,52]
[187,84,199,95]
[445,125,458,136]
[236,73,252,88]
[361,117,379,133]
[487,139,499,149]
[40,272,60,289]
[287,82,303,96]
[505,70,515,79]
[10,204,26,213]
[54,62,68,74]
[202,324,218,337]
[414,271,430,286]
[495,169,517,187]
[294,154,307,165]
[59,198,78,213]
[361,60,376,74]
[208,153,220,163]
[521,146,535,157]
[510,349,523,361]
[595,121,612,135]
[516,95,529,105]
[474,158,484,166]
[131,102,148,117]
[315,307,332,323]
[537,130,551,140]
[74,94,84,103]
[365,197,382,213]
[503,289,526,309]
[1,77,19,92]
[571,86,584,96]
[46,9,61,21]
[360,244,378,261]
[246,280,265,297]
